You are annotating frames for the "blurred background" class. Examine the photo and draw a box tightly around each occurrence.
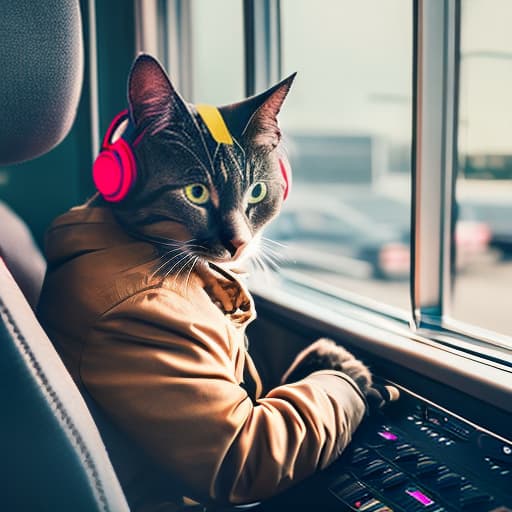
[193,0,512,338]
[1,0,511,339]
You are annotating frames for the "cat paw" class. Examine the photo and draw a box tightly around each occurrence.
[281,338,373,393]
[197,265,250,314]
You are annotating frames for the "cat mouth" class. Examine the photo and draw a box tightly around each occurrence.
[205,254,241,265]
[202,250,249,268]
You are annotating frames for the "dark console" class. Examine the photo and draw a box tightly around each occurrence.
[263,384,512,512]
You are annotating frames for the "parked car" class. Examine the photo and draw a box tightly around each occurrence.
[459,201,512,257]
[341,192,492,271]
[266,192,410,279]
[265,188,491,280]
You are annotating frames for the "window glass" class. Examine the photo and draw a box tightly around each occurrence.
[272,0,412,310]
[190,0,244,104]
[452,0,512,338]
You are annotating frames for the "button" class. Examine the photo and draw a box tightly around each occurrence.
[331,478,372,505]
[415,458,441,476]
[357,498,393,511]
[380,472,408,489]
[435,472,461,489]
[377,431,399,442]
[393,448,420,462]
[358,498,381,510]
[361,460,388,477]
[351,448,371,464]
[394,443,412,451]
[350,492,373,506]
[348,490,373,503]
[460,490,492,508]
[338,481,364,496]
[405,487,436,507]
[460,483,476,492]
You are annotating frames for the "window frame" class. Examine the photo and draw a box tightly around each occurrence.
[134,0,194,98]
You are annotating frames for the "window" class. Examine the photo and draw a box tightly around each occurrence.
[272,0,413,310]
[190,0,245,104]
[451,0,512,339]
[181,0,511,356]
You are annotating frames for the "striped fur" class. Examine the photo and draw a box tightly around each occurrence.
[106,54,295,276]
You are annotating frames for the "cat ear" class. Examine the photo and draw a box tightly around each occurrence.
[219,73,296,148]
[245,73,296,147]
[127,54,187,131]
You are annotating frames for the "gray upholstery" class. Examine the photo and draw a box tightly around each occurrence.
[0,0,129,509]
[0,267,129,511]
[0,202,46,309]
[0,0,83,165]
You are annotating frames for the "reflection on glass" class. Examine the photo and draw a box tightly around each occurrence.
[190,0,244,104]
[452,0,512,339]
[271,0,412,311]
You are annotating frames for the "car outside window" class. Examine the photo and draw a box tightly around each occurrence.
[274,0,414,304]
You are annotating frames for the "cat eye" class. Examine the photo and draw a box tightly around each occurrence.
[247,182,267,204]
[184,183,210,205]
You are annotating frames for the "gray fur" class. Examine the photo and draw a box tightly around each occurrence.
[107,54,295,274]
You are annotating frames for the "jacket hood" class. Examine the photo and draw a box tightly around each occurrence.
[44,205,191,270]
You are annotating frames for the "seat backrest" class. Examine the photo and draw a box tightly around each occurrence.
[0,202,46,310]
[0,266,129,511]
[0,0,129,509]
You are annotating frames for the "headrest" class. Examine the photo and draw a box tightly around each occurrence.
[0,0,84,165]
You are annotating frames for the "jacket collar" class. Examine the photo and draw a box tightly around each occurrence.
[46,205,255,323]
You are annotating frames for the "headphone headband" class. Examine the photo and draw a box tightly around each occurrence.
[93,110,138,202]
[279,158,291,201]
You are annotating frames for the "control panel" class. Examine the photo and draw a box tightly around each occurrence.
[263,384,512,512]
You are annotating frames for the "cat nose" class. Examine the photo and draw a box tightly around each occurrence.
[226,238,248,258]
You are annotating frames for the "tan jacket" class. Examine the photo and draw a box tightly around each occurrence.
[38,206,366,510]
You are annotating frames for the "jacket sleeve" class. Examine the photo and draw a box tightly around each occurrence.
[82,288,366,505]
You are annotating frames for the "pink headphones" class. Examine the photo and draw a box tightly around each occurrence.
[279,158,291,201]
[93,110,291,202]
[92,110,140,202]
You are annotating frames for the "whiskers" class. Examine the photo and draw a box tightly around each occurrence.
[249,236,287,281]
[150,238,205,296]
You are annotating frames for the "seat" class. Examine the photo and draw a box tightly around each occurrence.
[0,0,129,509]
[0,201,46,310]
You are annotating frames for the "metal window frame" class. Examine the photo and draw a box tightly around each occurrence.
[411,0,460,329]
[87,0,100,159]
[244,0,281,95]
[134,0,193,99]
[165,0,193,99]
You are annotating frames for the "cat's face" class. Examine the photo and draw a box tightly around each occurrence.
[112,55,294,268]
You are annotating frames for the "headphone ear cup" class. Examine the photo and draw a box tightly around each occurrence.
[93,139,137,202]
[279,158,292,201]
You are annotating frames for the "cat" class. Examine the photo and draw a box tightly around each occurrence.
[104,54,375,394]
[38,54,383,510]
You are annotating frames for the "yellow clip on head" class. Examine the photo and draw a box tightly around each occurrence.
[195,104,233,145]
